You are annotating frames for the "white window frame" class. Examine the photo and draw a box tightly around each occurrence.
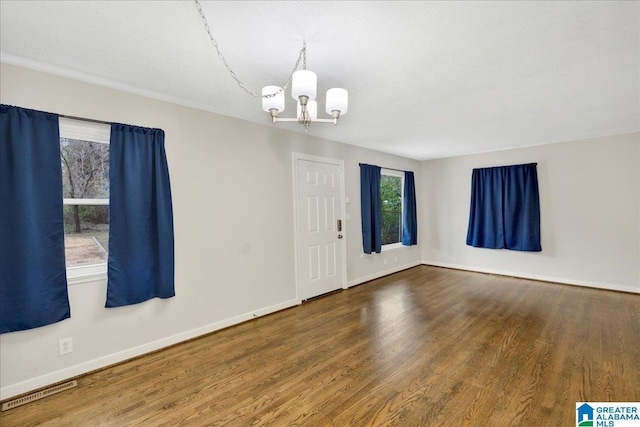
[380,168,404,252]
[59,117,111,284]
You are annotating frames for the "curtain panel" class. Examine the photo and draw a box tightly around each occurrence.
[360,164,382,254]
[402,171,418,246]
[106,123,175,307]
[0,104,70,333]
[466,163,541,252]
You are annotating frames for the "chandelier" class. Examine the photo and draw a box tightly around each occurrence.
[195,1,348,131]
[261,42,348,131]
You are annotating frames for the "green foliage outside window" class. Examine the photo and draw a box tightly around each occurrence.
[381,175,402,245]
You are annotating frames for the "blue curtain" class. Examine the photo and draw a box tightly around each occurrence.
[466,167,504,249]
[106,124,175,307]
[0,105,70,333]
[402,171,417,246]
[466,163,541,251]
[360,164,382,254]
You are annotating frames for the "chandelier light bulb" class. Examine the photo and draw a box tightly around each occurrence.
[291,70,317,101]
[326,88,348,116]
[261,86,285,113]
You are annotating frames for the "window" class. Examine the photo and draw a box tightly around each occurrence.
[360,163,416,254]
[380,169,404,250]
[59,118,111,281]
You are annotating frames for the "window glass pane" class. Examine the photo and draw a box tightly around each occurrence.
[63,205,109,267]
[381,175,402,245]
[60,138,109,199]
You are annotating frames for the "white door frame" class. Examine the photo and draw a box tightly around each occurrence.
[292,152,348,303]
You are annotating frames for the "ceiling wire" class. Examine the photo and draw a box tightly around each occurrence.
[194,0,306,98]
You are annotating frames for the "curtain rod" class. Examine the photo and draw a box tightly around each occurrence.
[59,114,112,126]
[358,163,407,173]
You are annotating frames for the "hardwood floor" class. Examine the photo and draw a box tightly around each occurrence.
[2,265,639,426]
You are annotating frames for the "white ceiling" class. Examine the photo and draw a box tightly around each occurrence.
[1,1,638,160]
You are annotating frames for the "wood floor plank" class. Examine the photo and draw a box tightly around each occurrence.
[2,266,638,426]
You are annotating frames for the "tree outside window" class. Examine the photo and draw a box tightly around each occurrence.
[380,172,403,246]
[61,138,109,267]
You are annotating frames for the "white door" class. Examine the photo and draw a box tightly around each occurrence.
[295,156,345,300]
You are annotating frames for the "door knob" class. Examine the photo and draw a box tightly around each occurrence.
[338,234,343,239]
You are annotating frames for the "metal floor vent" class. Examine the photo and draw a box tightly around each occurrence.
[1,380,77,411]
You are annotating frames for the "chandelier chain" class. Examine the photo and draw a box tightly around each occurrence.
[195,0,306,98]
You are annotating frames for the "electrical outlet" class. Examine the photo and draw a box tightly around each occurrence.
[59,337,73,356]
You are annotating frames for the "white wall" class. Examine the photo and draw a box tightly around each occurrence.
[420,133,640,293]
[0,63,421,399]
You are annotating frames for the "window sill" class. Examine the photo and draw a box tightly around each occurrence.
[382,242,404,252]
[66,264,107,285]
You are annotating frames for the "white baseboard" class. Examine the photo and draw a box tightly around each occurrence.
[347,261,422,288]
[422,260,640,294]
[0,298,299,400]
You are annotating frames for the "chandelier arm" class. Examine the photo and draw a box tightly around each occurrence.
[310,118,338,124]
[194,0,306,98]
